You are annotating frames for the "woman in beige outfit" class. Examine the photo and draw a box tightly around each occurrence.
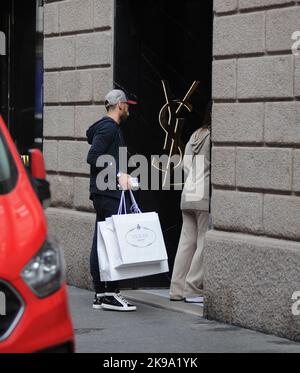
[170,124,210,303]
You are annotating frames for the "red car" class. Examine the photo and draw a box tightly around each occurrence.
[0,116,74,353]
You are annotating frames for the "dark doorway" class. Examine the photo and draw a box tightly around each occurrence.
[0,0,43,154]
[115,0,213,288]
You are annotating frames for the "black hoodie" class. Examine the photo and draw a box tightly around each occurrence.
[86,116,125,200]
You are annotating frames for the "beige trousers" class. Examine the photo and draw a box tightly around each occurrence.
[170,210,209,299]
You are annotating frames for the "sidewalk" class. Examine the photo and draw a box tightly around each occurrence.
[68,286,300,353]
[122,288,203,316]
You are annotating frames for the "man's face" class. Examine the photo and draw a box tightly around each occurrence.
[119,102,130,121]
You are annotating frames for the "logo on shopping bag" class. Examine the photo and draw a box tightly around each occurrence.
[126,224,156,248]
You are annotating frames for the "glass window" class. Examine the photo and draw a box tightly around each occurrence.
[0,0,44,154]
[0,129,18,195]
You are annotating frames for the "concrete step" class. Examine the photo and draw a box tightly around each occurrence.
[122,289,203,317]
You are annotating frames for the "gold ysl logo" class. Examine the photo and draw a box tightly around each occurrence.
[152,80,200,186]
[21,155,30,166]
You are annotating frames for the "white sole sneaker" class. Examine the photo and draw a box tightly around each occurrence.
[101,292,137,311]
[101,303,136,312]
[92,304,102,310]
[185,296,204,303]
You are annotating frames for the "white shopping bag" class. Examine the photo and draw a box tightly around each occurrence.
[111,191,168,268]
[97,220,169,282]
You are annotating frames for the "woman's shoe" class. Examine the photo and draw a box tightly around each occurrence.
[184,296,204,304]
[169,297,184,302]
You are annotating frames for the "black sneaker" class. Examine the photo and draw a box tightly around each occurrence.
[101,292,137,312]
[93,293,105,309]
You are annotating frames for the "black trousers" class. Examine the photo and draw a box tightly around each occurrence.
[90,193,132,293]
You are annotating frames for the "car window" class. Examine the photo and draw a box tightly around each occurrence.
[0,129,18,195]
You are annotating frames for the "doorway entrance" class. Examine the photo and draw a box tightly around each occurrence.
[0,0,43,154]
[115,0,213,287]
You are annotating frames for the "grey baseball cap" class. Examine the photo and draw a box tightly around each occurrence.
[104,89,137,107]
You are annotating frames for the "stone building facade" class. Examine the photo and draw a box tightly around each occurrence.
[205,0,300,341]
[43,0,300,341]
[44,0,114,289]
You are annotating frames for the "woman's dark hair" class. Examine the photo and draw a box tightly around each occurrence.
[202,100,212,128]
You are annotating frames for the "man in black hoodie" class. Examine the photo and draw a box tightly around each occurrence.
[86,89,137,312]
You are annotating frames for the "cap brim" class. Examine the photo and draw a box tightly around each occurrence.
[127,100,138,105]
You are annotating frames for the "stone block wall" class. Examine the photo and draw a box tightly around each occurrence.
[204,0,300,341]
[43,0,114,289]
[42,1,300,340]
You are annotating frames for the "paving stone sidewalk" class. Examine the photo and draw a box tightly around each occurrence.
[68,286,300,353]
